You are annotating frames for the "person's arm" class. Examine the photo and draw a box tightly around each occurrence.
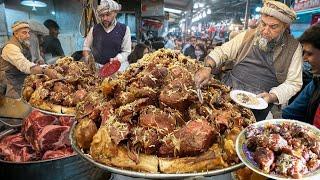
[1,44,36,74]
[114,26,131,63]
[83,27,94,58]
[195,31,246,88]
[269,44,303,104]
[282,81,315,121]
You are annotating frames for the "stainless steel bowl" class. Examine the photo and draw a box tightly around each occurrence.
[70,122,245,179]
[0,125,105,180]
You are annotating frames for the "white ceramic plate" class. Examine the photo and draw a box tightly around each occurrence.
[236,119,320,180]
[230,90,268,110]
[40,64,49,68]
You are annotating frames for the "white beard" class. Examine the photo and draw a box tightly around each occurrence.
[17,37,30,47]
[22,40,30,47]
[258,37,269,52]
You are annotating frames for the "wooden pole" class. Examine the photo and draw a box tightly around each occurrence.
[244,0,250,29]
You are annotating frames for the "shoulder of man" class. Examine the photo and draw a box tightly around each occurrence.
[2,43,20,53]
[117,22,128,31]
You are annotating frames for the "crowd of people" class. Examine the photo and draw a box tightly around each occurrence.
[0,0,320,128]
[128,33,222,64]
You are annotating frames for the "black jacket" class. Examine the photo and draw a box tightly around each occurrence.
[183,45,196,59]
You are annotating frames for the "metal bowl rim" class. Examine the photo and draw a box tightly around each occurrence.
[70,122,245,178]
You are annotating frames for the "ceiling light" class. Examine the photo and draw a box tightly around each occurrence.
[20,0,47,8]
[164,8,182,14]
[193,3,199,9]
[255,7,261,13]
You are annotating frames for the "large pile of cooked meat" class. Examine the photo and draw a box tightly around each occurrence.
[22,57,101,115]
[245,122,320,178]
[74,49,256,173]
[0,110,75,162]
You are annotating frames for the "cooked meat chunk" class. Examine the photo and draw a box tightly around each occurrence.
[159,120,215,157]
[268,134,288,152]
[254,147,275,173]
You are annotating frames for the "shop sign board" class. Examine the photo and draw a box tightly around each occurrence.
[294,0,320,11]
[141,0,164,17]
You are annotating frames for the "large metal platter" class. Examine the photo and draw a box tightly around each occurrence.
[31,106,75,117]
[70,122,245,179]
[21,96,75,117]
[21,74,75,117]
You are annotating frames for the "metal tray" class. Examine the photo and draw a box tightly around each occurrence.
[21,97,75,117]
[0,118,105,180]
[70,122,245,179]
[32,106,75,117]
[21,76,75,117]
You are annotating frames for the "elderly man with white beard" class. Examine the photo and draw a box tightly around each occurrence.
[0,21,44,98]
[194,0,303,121]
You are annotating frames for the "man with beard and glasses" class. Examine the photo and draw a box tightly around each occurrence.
[83,0,131,72]
[0,21,44,98]
[282,25,320,128]
[194,0,303,121]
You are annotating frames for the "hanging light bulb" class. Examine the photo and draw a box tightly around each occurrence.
[20,0,47,8]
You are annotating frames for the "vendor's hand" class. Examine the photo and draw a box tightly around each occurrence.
[83,56,89,63]
[30,65,43,74]
[257,92,278,104]
[194,67,212,88]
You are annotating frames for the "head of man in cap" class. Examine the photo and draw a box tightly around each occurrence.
[97,0,121,29]
[256,0,296,51]
[12,21,31,46]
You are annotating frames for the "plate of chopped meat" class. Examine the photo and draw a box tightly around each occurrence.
[230,90,268,110]
[236,119,320,180]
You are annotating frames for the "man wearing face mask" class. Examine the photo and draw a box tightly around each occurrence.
[83,0,131,72]
[194,0,303,121]
[0,21,44,98]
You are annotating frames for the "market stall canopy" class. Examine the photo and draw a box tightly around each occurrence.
[164,0,193,10]
[189,0,264,22]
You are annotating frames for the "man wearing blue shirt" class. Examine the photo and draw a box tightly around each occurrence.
[282,25,320,128]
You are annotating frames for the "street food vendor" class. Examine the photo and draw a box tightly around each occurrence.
[0,21,44,98]
[194,0,303,121]
[82,0,131,72]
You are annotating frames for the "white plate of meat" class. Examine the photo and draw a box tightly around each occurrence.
[230,90,268,110]
[236,119,320,180]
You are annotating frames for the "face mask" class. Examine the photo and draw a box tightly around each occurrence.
[195,50,203,59]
